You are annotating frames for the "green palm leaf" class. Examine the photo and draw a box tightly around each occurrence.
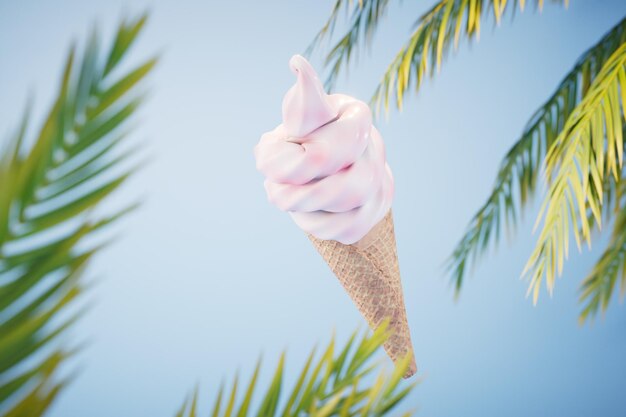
[370,0,566,114]
[0,14,155,416]
[175,322,417,417]
[306,0,392,90]
[579,178,626,323]
[523,41,626,303]
[308,0,566,111]
[448,17,626,294]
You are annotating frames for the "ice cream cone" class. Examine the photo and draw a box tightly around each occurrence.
[307,210,417,378]
[255,55,415,377]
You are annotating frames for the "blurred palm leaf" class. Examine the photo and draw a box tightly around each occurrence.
[370,0,567,114]
[448,17,626,295]
[309,0,566,110]
[175,322,417,417]
[0,14,155,416]
[306,0,392,91]
[579,178,626,323]
[523,41,626,303]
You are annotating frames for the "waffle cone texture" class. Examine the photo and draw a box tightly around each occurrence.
[308,210,417,378]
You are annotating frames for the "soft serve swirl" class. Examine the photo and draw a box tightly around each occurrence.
[254,55,393,244]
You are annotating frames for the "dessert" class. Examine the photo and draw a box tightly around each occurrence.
[255,55,416,378]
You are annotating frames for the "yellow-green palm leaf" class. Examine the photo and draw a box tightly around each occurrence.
[307,0,392,90]
[579,178,626,323]
[176,323,417,417]
[524,41,626,303]
[371,0,567,113]
[448,17,626,294]
[0,14,155,416]
[309,0,566,111]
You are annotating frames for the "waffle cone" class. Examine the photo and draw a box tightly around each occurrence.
[308,210,416,378]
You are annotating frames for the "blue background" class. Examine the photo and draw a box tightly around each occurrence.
[1,1,626,416]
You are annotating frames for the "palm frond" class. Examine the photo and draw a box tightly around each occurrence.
[306,0,392,90]
[579,176,626,323]
[369,0,566,114]
[448,17,626,293]
[523,41,626,303]
[175,322,417,417]
[0,14,155,416]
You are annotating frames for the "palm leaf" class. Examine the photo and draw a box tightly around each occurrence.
[579,176,626,323]
[524,41,626,303]
[308,0,566,112]
[0,14,155,416]
[175,322,417,417]
[306,0,393,90]
[448,16,626,294]
[369,0,566,114]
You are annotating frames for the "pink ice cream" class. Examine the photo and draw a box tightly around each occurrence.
[254,55,393,244]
